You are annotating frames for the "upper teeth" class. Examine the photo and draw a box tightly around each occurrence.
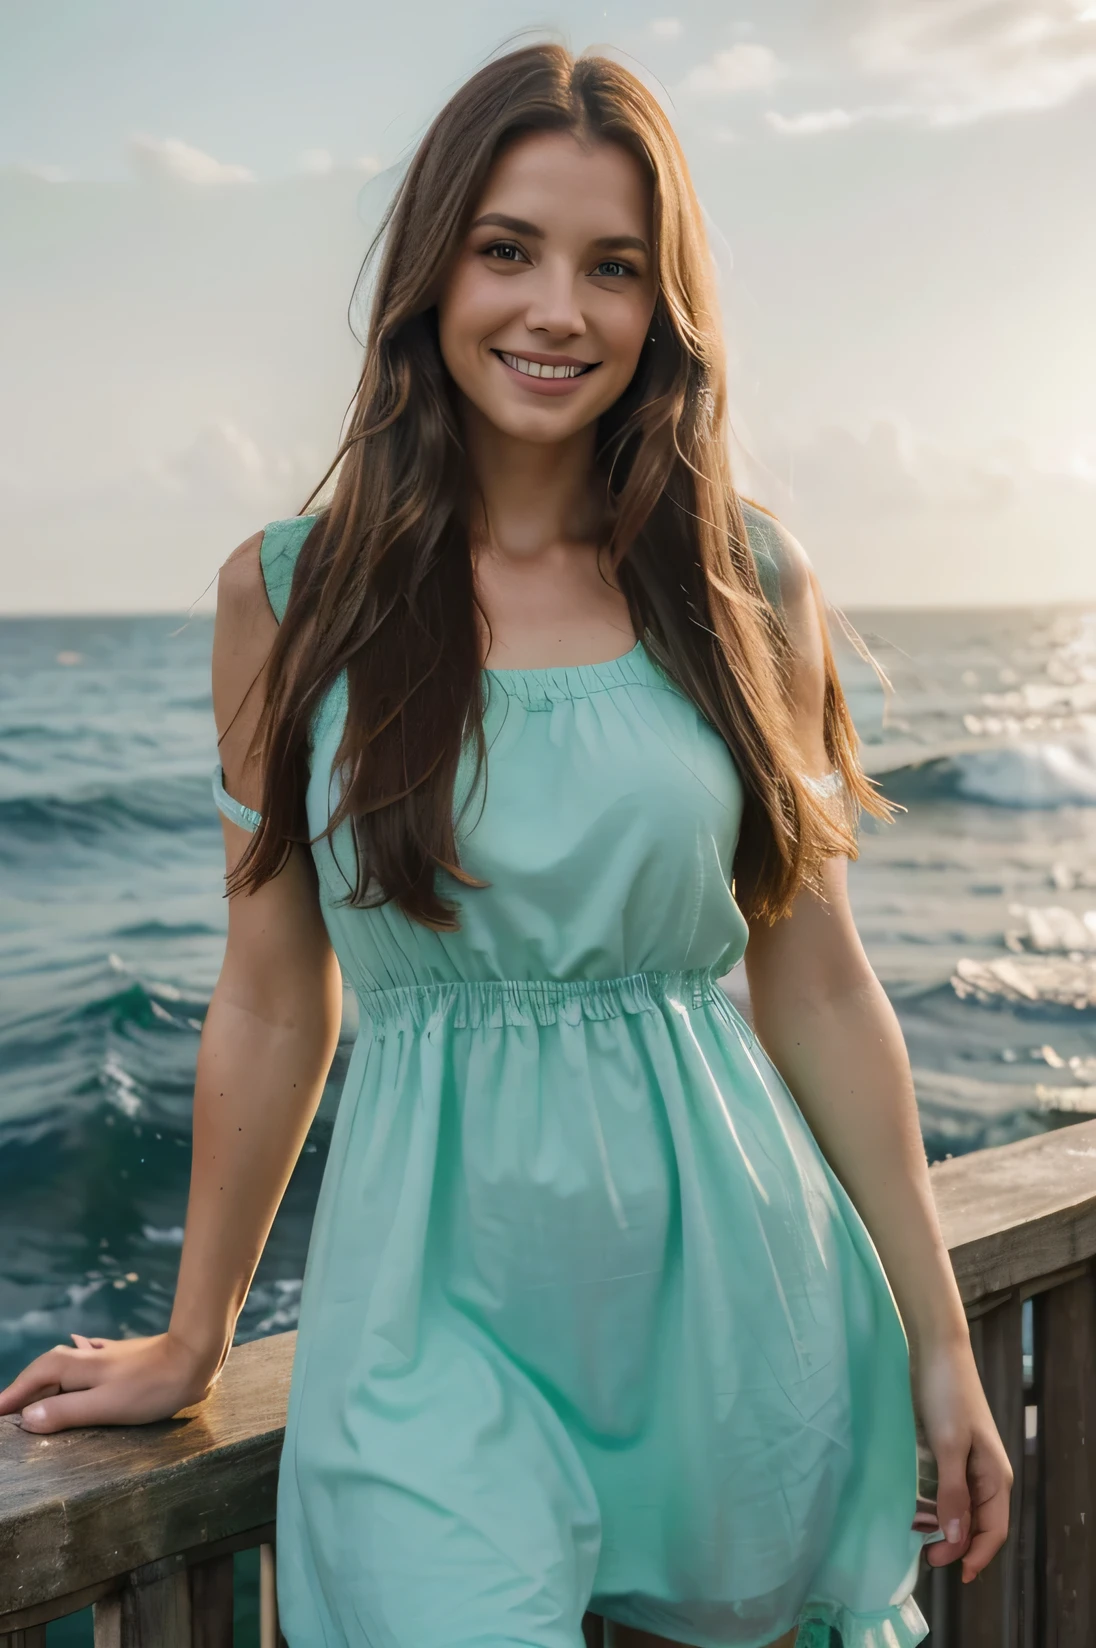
[499,352,588,379]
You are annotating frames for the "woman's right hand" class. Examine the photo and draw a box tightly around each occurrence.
[0,1330,222,1434]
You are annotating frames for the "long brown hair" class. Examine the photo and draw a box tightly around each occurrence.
[228,42,892,928]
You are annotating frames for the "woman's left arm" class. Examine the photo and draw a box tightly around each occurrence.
[742,524,1013,1584]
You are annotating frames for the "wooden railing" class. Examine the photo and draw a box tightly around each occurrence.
[2,1119,1095,1647]
[911,1118,1096,1648]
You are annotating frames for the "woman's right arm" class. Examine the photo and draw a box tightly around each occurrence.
[0,534,342,1434]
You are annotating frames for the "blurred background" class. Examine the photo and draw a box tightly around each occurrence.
[2,1,1095,1640]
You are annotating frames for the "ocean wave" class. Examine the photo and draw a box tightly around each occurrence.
[0,957,210,1132]
[1037,1045,1096,1078]
[873,731,1096,809]
[1032,1083,1096,1116]
[0,774,217,849]
[0,721,88,746]
[909,1067,1046,1161]
[110,919,221,941]
[951,954,1096,1011]
[1004,904,1096,954]
[249,1277,303,1336]
[67,974,209,1034]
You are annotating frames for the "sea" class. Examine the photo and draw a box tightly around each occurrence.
[2,602,1096,1644]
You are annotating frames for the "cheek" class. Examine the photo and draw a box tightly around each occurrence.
[599,293,655,371]
[439,266,503,361]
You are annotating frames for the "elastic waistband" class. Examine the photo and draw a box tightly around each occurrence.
[355,968,727,1035]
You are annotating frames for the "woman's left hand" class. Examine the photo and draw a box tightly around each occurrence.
[914,1337,1014,1582]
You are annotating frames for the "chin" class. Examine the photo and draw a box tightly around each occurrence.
[480,400,594,443]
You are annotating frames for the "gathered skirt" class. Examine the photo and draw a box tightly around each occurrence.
[273,972,928,1648]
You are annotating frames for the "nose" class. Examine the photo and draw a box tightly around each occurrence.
[523,256,586,341]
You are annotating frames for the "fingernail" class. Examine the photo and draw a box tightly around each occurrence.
[946,1519,962,1544]
[22,1404,46,1425]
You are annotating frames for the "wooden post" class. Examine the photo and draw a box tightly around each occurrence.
[93,1555,191,1647]
[954,1294,1024,1648]
[190,1551,235,1648]
[259,1542,288,1648]
[1037,1265,1096,1646]
[0,1630,47,1647]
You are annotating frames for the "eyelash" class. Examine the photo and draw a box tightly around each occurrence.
[481,241,638,279]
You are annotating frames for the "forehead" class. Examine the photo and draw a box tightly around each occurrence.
[474,129,652,240]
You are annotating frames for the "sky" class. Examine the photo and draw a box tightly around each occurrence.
[1,0,1095,611]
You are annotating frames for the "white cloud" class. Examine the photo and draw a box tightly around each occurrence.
[772,0,1096,132]
[6,162,70,182]
[1065,432,1096,482]
[128,135,255,186]
[144,418,321,507]
[152,421,270,505]
[2,422,325,612]
[297,147,335,175]
[743,418,1096,605]
[787,419,1018,513]
[680,44,783,97]
[650,18,683,40]
[765,107,863,135]
[855,0,1096,125]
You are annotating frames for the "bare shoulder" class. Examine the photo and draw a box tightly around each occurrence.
[216,530,274,632]
[212,531,277,746]
[742,506,830,756]
[744,503,815,613]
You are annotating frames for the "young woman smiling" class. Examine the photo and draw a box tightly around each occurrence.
[0,42,1012,1648]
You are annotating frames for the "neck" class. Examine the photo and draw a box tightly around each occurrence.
[460,398,602,561]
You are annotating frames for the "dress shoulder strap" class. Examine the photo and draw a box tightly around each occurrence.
[260,515,319,623]
[739,498,784,611]
[210,513,318,834]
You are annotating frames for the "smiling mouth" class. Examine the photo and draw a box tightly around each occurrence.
[492,350,599,380]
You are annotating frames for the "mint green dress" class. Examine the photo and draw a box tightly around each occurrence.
[213,505,930,1648]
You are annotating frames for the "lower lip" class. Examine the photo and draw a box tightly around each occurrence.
[493,353,597,397]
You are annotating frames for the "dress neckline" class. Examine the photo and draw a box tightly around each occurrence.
[481,635,661,707]
[484,634,645,682]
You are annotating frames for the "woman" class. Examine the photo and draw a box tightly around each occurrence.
[1,43,1011,1648]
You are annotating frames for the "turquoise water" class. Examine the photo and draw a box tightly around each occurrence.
[2,604,1095,1643]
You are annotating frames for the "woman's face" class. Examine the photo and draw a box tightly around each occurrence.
[437,129,658,446]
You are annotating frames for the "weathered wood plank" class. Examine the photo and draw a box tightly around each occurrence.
[124,1561,190,1648]
[92,1592,123,1648]
[929,1120,1096,1306]
[190,1551,234,1648]
[1037,1266,1096,1646]
[0,1525,273,1635]
[0,1333,294,1618]
[0,1628,47,1647]
[259,1542,280,1648]
[954,1294,1024,1648]
[0,1580,118,1637]
[93,1556,190,1647]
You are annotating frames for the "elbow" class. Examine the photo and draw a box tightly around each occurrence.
[749,956,882,1040]
[214,945,343,1045]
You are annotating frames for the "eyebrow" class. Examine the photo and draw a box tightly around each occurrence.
[469,212,650,256]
